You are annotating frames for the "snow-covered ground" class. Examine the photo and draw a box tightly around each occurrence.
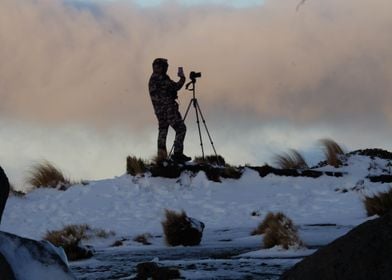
[1,154,390,278]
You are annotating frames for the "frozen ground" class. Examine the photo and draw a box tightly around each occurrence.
[1,154,390,279]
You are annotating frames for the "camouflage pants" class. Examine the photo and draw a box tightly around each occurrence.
[154,102,186,154]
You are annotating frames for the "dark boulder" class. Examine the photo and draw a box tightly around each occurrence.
[136,262,181,280]
[281,211,392,280]
[0,252,16,280]
[162,209,205,246]
[0,166,10,223]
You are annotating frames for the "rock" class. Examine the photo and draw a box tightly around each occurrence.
[281,211,392,280]
[0,252,16,280]
[0,231,76,280]
[0,166,10,224]
[65,242,94,261]
[162,209,205,246]
[136,262,181,280]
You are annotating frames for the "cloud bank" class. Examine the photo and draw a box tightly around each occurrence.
[1,0,391,127]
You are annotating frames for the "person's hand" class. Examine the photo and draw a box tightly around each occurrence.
[177,67,185,78]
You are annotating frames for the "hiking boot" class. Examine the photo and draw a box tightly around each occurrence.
[157,149,168,162]
[171,153,192,163]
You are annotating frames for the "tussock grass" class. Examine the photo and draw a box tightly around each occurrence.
[133,233,153,245]
[364,189,392,216]
[252,212,304,249]
[274,149,308,170]
[27,161,71,189]
[126,156,148,176]
[45,224,90,246]
[44,224,115,261]
[320,139,345,167]
[194,155,226,166]
[162,209,188,246]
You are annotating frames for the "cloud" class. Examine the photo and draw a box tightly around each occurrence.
[0,0,391,129]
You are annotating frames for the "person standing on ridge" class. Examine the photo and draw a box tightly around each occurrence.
[148,58,191,163]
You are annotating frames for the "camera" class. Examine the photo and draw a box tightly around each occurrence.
[189,71,201,80]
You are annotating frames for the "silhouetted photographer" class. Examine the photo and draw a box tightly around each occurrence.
[148,58,191,163]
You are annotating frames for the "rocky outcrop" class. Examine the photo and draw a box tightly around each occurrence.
[0,231,76,280]
[250,165,345,178]
[281,211,392,280]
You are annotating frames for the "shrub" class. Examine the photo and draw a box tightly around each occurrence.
[251,212,275,235]
[274,149,308,170]
[44,224,115,261]
[194,155,226,166]
[319,139,345,167]
[162,209,204,246]
[364,189,392,216]
[126,156,148,176]
[252,212,304,249]
[27,160,70,189]
[133,233,153,245]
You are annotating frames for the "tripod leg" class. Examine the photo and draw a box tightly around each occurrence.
[169,99,193,157]
[193,99,205,159]
[195,100,220,165]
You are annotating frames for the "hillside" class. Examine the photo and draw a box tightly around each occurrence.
[2,150,392,278]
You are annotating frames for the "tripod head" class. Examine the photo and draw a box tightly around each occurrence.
[185,71,201,92]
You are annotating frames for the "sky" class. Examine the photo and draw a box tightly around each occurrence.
[1,0,392,189]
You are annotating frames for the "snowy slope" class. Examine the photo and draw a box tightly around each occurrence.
[1,154,389,245]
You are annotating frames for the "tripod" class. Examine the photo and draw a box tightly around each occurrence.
[169,77,220,165]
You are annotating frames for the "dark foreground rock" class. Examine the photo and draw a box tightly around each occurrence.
[0,166,10,223]
[281,211,392,280]
[0,252,16,280]
[0,231,76,279]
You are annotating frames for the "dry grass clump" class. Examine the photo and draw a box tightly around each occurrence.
[274,149,308,170]
[45,224,90,246]
[27,161,71,189]
[252,212,304,249]
[194,155,226,166]
[133,233,153,245]
[364,189,392,217]
[44,224,115,261]
[320,139,345,167]
[126,156,148,176]
[162,209,204,246]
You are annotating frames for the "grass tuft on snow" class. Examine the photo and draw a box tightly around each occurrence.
[27,160,71,189]
[126,156,148,176]
[364,189,392,216]
[320,138,345,168]
[133,233,153,245]
[274,149,308,170]
[44,224,115,261]
[252,212,304,250]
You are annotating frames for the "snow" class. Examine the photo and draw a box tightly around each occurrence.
[1,154,391,278]
[237,246,316,259]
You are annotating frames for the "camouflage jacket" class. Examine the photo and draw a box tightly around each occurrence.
[149,73,185,111]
